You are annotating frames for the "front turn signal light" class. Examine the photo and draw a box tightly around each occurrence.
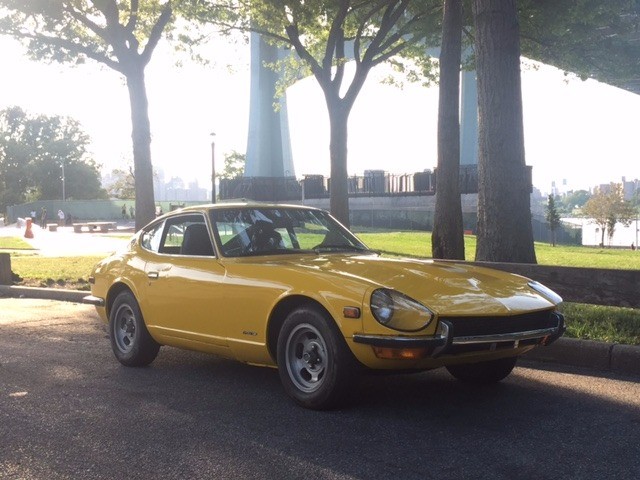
[373,346,428,360]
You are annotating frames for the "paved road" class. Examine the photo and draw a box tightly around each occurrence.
[1,299,639,480]
[0,223,131,257]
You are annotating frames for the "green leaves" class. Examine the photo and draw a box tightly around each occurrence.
[0,1,179,72]
[0,106,106,209]
[519,0,640,88]
[582,183,636,245]
[217,150,246,179]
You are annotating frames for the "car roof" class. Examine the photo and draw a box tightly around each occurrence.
[156,203,326,221]
[175,202,322,213]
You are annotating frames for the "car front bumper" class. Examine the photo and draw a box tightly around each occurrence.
[83,295,105,307]
[353,311,566,359]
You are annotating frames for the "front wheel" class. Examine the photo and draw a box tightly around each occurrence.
[109,291,160,367]
[277,307,358,410]
[446,356,517,384]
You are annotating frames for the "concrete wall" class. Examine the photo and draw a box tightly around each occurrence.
[5,200,208,225]
[296,195,581,244]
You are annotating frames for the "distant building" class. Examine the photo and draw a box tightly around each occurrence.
[621,176,639,201]
[159,176,208,202]
[101,168,209,202]
[581,218,639,248]
[550,178,569,196]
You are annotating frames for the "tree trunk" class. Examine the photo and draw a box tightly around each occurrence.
[125,67,156,230]
[326,100,351,228]
[473,0,536,263]
[432,0,465,260]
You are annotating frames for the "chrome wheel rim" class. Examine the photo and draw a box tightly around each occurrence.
[285,323,328,393]
[113,304,136,354]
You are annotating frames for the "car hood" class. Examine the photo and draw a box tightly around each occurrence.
[282,254,557,316]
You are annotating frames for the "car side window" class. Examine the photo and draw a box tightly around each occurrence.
[160,214,214,257]
[141,221,164,253]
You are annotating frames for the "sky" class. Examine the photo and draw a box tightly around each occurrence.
[1,35,639,194]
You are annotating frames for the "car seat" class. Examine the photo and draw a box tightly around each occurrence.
[181,223,214,256]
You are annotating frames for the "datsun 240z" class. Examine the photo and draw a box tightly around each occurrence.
[85,203,565,410]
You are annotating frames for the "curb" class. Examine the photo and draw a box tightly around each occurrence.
[0,285,87,303]
[524,337,640,377]
[1,285,639,378]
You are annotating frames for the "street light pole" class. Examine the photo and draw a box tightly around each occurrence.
[636,212,640,250]
[61,160,66,201]
[210,132,216,204]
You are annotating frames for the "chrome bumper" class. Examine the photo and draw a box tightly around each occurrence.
[82,295,105,307]
[353,312,565,358]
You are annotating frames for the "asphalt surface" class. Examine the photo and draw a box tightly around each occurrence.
[1,299,639,480]
[0,222,132,257]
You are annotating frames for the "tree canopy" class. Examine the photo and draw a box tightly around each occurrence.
[0,0,185,228]
[545,194,561,246]
[582,183,636,246]
[191,0,442,226]
[105,167,136,199]
[518,0,640,91]
[217,151,246,180]
[559,190,592,215]
[0,106,107,212]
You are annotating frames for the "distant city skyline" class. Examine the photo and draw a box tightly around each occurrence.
[2,36,639,195]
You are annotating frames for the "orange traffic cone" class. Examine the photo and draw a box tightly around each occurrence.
[24,217,34,239]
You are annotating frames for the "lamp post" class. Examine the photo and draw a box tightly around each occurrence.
[636,207,640,250]
[61,160,66,201]
[210,132,216,204]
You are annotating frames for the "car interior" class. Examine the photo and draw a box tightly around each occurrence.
[180,223,214,256]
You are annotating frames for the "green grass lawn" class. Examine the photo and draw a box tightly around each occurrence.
[561,303,640,345]
[354,229,640,270]
[0,237,34,250]
[10,255,102,290]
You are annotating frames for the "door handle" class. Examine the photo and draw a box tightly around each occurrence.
[147,271,159,280]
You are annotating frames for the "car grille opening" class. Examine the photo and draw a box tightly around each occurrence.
[439,309,560,355]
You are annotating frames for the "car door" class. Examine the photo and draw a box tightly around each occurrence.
[137,213,228,347]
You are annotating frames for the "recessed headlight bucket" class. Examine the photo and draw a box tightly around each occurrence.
[370,288,434,332]
[528,281,563,306]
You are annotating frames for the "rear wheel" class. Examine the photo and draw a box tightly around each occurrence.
[109,291,160,367]
[446,356,517,384]
[277,306,358,410]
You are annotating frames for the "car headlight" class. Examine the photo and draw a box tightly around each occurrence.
[370,288,434,332]
[528,281,563,306]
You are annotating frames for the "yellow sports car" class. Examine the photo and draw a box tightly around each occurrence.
[85,203,564,409]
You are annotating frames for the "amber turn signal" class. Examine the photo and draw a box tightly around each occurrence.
[343,306,361,318]
[373,346,428,360]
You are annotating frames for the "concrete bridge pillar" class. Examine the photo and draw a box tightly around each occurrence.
[460,69,479,166]
[234,33,300,201]
[233,37,480,202]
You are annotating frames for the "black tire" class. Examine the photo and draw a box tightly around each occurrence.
[277,306,358,410]
[109,291,160,367]
[446,356,517,384]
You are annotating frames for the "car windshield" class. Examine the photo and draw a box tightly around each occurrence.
[210,207,371,257]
